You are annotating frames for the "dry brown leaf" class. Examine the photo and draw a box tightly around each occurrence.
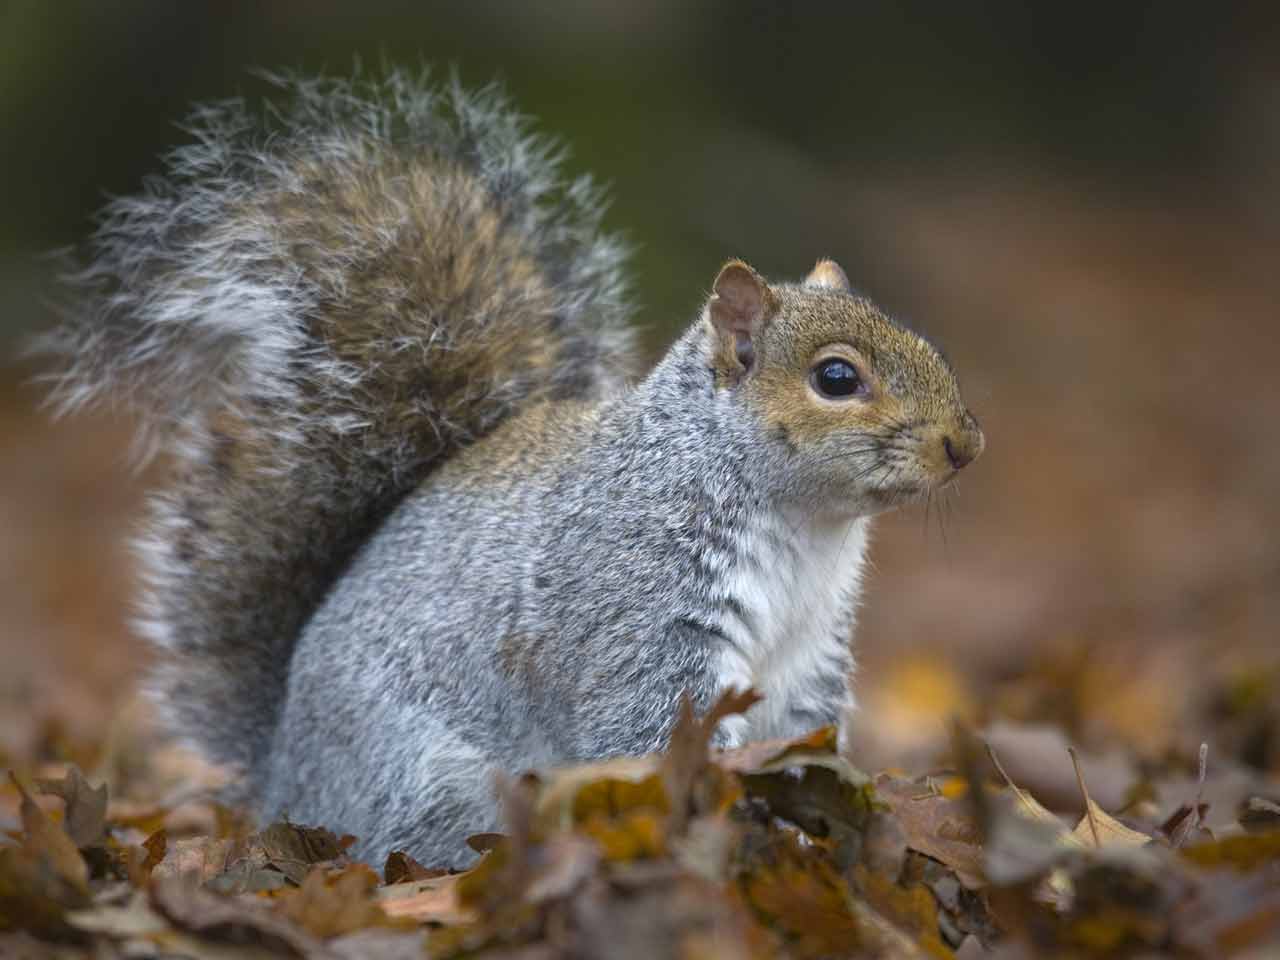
[874,776,986,889]
[104,801,169,839]
[1180,874,1280,954]
[275,864,408,939]
[378,874,475,926]
[1161,801,1211,848]
[985,744,1081,850]
[983,798,1078,891]
[1180,828,1280,872]
[257,821,349,884]
[66,890,168,939]
[384,849,446,884]
[741,854,861,958]
[150,877,324,957]
[851,864,954,959]
[663,688,762,834]
[0,772,91,935]
[534,755,660,831]
[570,775,668,823]
[717,732,819,775]
[330,927,430,960]
[524,834,600,903]
[1240,796,1280,834]
[34,767,108,850]
[982,724,1135,813]
[1068,808,1150,852]
[151,835,237,885]
[155,820,352,895]
[9,773,90,894]
[464,833,506,855]
[672,814,738,884]
[1066,747,1150,850]
[580,810,665,862]
[141,828,166,874]
[718,726,844,778]
[571,872,772,960]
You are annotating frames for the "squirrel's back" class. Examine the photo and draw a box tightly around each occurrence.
[38,70,633,789]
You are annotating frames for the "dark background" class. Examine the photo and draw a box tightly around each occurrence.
[3,1,1278,775]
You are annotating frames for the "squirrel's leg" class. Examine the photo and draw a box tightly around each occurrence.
[380,744,503,870]
[709,643,755,750]
[773,638,857,745]
[575,618,748,757]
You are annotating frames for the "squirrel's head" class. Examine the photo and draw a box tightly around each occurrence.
[706,259,983,513]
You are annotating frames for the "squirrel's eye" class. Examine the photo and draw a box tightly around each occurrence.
[812,358,863,399]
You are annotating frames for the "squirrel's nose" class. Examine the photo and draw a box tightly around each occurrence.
[943,428,982,471]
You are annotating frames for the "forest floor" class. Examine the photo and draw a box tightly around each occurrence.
[2,183,1279,957]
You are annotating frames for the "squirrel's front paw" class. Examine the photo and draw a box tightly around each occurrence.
[711,712,750,751]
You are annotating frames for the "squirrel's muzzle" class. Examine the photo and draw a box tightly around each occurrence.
[941,417,984,474]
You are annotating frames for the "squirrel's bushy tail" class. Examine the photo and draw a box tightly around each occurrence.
[36,69,633,790]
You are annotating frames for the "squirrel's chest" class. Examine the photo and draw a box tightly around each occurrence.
[717,509,868,734]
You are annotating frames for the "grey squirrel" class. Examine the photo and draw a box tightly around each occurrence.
[39,70,983,867]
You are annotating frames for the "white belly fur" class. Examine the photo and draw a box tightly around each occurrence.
[716,507,869,740]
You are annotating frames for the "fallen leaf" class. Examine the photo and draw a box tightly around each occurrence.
[378,874,474,926]
[1180,828,1280,872]
[874,776,985,889]
[330,927,430,960]
[464,833,506,855]
[150,877,324,957]
[34,767,108,850]
[384,849,445,884]
[157,820,351,895]
[152,835,237,885]
[663,688,761,833]
[570,775,668,824]
[571,872,769,960]
[1066,747,1150,850]
[858,809,908,881]
[741,852,862,958]
[739,742,873,861]
[851,863,953,958]
[1239,796,1280,834]
[983,723,1134,813]
[523,834,599,903]
[141,829,166,874]
[1161,801,1211,849]
[982,793,1076,889]
[275,864,407,938]
[0,772,90,935]
[66,890,167,939]
[535,755,661,831]
[672,814,738,883]
[580,810,665,862]
[985,744,1078,848]
[718,727,838,776]
[257,821,349,884]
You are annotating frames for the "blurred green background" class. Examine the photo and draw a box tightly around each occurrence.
[2,1,1274,345]
[3,1,1278,772]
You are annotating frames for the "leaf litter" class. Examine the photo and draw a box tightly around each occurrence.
[3,689,1280,958]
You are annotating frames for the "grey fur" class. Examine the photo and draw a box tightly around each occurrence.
[34,68,632,792]
[270,325,863,865]
[38,70,982,868]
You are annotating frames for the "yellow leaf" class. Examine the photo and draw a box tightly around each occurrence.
[581,810,666,862]
[1181,829,1280,871]
[986,744,1081,850]
[1068,747,1150,850]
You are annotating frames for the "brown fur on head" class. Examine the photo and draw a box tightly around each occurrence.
[707,259,983,511]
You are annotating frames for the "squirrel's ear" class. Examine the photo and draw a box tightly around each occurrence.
[804,259,852,293]
[709,260,777,375]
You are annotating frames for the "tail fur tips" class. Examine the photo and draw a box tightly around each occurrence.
[36,69,634,787]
